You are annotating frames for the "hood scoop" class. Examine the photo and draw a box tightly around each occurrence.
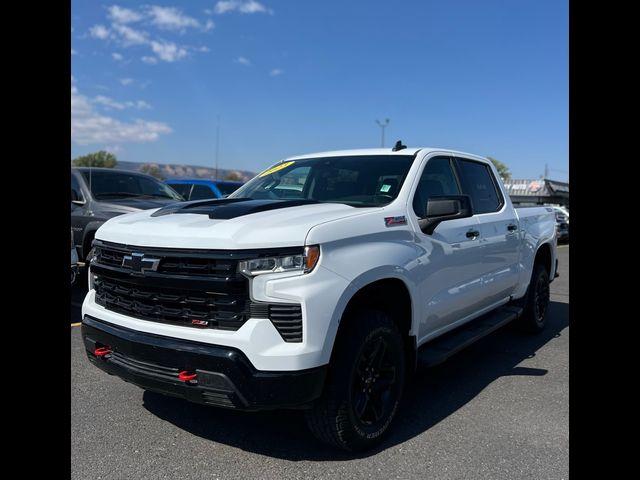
[151,197,321,220]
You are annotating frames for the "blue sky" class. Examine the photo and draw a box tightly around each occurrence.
[71,1,568,181]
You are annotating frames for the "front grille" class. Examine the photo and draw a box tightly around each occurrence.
[91,241,304,341]
[94,276,248,330]
[92,242,251,330]
[269,304,303,342]
[96,244,236,279]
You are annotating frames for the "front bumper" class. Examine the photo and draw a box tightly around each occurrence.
[82,315,327,411]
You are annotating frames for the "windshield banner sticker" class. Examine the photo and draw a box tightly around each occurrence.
[258,161,295,178]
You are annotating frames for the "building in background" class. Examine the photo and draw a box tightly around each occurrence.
[501,178,569,208]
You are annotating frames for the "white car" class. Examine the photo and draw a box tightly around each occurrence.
[81,146,557,451]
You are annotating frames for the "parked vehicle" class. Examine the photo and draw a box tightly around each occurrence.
[549,205,569,223]
[71,227,79,285]
[164,179,243,200]
[71,168,184,261]
[81,146,557,451]
[555,212,569,243]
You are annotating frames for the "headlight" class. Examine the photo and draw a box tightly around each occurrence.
[239,246,320,277]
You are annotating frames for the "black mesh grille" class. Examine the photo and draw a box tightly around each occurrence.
[92,242,250,330]
[269,304,303,343]
[91,242,304,341]
[94,276,248,330]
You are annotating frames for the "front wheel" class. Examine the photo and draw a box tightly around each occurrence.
[305,309,405,451]
[518,263,550,333]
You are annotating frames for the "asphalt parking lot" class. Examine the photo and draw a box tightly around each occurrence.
[71,246,569,480]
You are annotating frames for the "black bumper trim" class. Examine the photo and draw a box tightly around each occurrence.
[81,315,327,411]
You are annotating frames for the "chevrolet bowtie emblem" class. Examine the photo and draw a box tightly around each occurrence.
[122,253,160,274]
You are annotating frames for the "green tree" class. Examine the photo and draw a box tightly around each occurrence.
[139,164,165,180]
[224,171,243,181]
[487,156,511,180]
[72,151,118,168]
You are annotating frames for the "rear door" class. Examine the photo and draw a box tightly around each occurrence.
[453,157,521,304]
[408,154,485,341]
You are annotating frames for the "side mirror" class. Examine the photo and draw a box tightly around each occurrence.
[71,189,85,205]
[418,195,473,235]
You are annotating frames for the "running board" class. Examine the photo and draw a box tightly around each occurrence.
[417,305,523,368]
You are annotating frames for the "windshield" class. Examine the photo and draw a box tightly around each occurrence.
[81,170,184,200]
[229,155,415,207]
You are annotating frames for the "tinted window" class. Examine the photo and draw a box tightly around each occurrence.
[168,183,193,199]
[231,156,414,207]
[190,184,217,200]
[71,173,84,200]
[216,182,242,196]
[80,170,183,200]
[455,159,503,214]
[412,157,460,216]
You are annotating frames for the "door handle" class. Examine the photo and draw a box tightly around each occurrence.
[466,230,480,239]
[507,224,518,232]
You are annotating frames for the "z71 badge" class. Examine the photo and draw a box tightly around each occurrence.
[384,216,407,227]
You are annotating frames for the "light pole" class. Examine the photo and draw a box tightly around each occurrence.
[215,115,220,180]
[375,118,390,147]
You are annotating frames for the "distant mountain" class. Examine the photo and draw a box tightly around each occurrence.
[115,161,257,182]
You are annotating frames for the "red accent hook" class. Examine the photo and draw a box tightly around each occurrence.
[178,371,197,382]
[95,347,112,357]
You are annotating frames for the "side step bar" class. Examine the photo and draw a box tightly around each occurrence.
[417,305,523,368]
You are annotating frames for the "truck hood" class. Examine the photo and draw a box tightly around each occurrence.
[95,199,375,249]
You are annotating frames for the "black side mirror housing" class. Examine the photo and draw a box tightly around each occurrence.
[418,195,473,235]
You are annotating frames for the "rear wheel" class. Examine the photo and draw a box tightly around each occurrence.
[518,263,550,333]
[305,309,405,451]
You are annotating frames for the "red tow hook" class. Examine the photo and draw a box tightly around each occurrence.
[94,346,112,358]
[178,371,197,383]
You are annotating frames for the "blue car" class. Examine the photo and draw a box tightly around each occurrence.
[164,179,244,200]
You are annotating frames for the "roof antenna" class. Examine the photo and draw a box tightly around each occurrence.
[392,140,407,152]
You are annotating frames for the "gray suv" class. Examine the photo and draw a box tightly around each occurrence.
[71,168,183,261]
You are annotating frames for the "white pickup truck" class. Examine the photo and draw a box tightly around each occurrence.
[81,146,557,451]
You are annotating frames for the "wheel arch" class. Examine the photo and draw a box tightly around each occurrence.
[328,273,417,374]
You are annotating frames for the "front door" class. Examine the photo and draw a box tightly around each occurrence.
[408,154,486,343]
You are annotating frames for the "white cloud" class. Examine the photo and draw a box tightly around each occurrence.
[71,75,76,83]
[269,68,283,76]
[93,95,150,111]
[90,5,211,64]
[199,46,210,52]
[150,41,188,62]
[72,82,170,145]
[146,6,200,31]
[234,56,251,66]
[112,23,148,45]
[214,1,273,15]
[107,5,143,24]
[120,78,133,86]
[71,49,77,55]
[90,25,111,40]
